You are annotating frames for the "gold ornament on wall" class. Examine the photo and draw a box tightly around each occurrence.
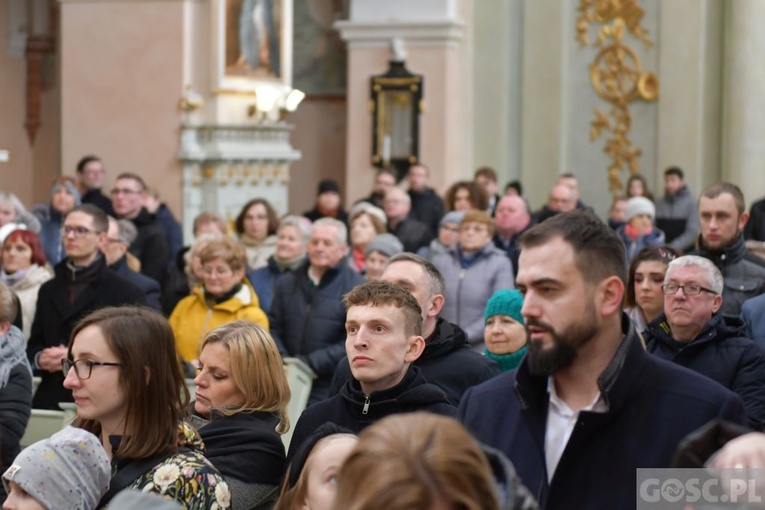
[576,0,659,194]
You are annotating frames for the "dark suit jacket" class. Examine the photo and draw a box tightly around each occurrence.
[27,257,146,409]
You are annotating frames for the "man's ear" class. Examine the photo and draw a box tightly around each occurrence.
[428,294,445,318]
[405,336,425,363]
[711,294,723,314]
[598,275,625,317]
[0,321,11,336]
[738,211,750,231]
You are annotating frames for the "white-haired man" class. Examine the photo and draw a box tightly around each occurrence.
[644,255,765,429]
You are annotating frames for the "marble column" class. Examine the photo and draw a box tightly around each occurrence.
[721,0,765,205]
[656,0,724,196]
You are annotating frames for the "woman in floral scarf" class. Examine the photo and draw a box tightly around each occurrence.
[63,306,231,509]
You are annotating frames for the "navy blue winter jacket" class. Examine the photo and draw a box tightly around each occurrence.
[459,314,747,510]
[644,313,765,430]
[268,258,364,403]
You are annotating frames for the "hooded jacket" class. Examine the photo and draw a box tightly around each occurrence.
[655,185,700,251]
[330,318,500,406]
[169,281,269,362]
[287,367,456,460]
[644,313,765,430]
[692,233,765,316]
[433,243,515,345]
[459,314,747,510]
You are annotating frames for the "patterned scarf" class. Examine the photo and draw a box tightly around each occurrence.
[0,325,32,388]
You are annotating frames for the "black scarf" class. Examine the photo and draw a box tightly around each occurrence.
[197,411,285,486]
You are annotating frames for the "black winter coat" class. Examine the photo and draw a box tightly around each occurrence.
[330,318,500,406]
[268,259,364,403]
[127,208,170,289]
[408,187,445,235]
[644,313,765,430]
[27,257,146,409]
[288,367,455,460]
[693,234,765,316]
[388,217,434,254]
[459,315,747,510]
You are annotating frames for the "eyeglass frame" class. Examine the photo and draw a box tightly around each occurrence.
[60,225,102,238]
[661,283,717,296]
[62,358,122,379]
[110,188,142,196]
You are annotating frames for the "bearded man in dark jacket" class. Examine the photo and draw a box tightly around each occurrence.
[644,255,765,430]
[329,253,500,405]
[288,281,455,460]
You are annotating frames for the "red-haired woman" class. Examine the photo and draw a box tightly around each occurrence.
[0,229,52,340]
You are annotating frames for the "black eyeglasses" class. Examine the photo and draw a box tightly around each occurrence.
[661,283,717,296]
[60,226,100,238]
[62,359,122,380]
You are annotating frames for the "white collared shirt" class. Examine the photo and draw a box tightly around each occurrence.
[545,377,608,482]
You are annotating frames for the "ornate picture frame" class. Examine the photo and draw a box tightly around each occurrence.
[214,0,293,92]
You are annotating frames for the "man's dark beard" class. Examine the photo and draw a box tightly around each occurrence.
[525,313,598,376]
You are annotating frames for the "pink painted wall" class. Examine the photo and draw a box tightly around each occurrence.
[59,1,186,212]
[0,3,59,206]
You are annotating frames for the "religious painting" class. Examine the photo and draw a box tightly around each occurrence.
[216,0,293,91]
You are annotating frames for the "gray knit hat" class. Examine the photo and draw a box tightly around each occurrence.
[625,196,655,222]
[365,233,404,257]
[439,210,466,228]
[2,426,111,510]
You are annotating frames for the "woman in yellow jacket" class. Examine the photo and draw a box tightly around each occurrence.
[169,237,269,364]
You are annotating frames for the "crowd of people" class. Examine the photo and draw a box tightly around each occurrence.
[0,155,764,509]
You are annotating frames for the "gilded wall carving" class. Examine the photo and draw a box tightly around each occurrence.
[577,0,659,194]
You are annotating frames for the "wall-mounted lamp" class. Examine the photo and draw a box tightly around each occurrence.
[370,39,423,179]
[248,86,306,122]
[178,85,204,115]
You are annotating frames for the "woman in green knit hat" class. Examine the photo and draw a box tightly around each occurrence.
[483,289,527,372]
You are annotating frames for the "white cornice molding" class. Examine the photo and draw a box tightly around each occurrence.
[335,20,467,48]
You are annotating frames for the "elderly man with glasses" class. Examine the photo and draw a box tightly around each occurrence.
[26,204,146,410]
[643,254,765,430]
